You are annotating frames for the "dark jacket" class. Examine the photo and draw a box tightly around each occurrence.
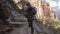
[25,7,36,18]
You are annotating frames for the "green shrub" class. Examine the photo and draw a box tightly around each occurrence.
[37,17,60,32]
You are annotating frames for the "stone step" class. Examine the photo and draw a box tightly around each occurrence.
[13,14,21,16]
[14,15,25,18]
[12,14,25,18]
[9,22,27,24]
[11,18,27,22]
[11,11,23,17]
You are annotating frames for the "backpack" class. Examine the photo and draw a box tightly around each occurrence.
[28,7,37,16]
[24,7,37,18]
[31,7,37,15]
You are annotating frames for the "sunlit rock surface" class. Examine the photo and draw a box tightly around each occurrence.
[41,2,58,20]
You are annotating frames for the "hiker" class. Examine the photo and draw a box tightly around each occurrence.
[23,1,37,34]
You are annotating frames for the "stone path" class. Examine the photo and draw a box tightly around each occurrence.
[9,11,50,34]
[9,20,50,34]
[10,22,37,34]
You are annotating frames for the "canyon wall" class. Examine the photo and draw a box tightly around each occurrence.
[1,0,58,20]
[41,2,58,20]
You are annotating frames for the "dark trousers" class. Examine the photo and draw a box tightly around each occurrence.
[27,18,34,34]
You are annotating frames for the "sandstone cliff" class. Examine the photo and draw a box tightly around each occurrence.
[11,0,58,20]
[41,2,58,20]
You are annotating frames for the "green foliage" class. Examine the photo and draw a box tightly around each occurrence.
[37,17,60,31]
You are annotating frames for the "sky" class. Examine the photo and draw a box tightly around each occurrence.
[45,0,60,11]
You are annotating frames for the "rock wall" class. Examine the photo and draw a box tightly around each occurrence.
[12,0,44,20]
[12,0,58,20]
[41,2,58,20]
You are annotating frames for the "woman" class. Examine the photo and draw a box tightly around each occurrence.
[23,1,36,34]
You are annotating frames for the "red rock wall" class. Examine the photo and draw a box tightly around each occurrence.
[41,2,58,19]
[12,0,58,20]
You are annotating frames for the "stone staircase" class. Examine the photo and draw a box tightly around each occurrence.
[9,11,27,24]
[8,11,51,34]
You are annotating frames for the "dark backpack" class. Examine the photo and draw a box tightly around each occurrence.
[28,7,37,16]
[31,7,37,15]
[24,7,37,18]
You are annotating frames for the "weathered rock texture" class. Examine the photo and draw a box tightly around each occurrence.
[41,2,58,20]
[12,0,58,20]
[12,0,43,20]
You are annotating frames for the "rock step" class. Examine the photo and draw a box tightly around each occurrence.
[9,22,27,24]
[11,18,27,22]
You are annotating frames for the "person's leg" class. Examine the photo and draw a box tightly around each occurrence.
[27,18,34,34]
[27,18,31,27]
[30,21,34,34]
